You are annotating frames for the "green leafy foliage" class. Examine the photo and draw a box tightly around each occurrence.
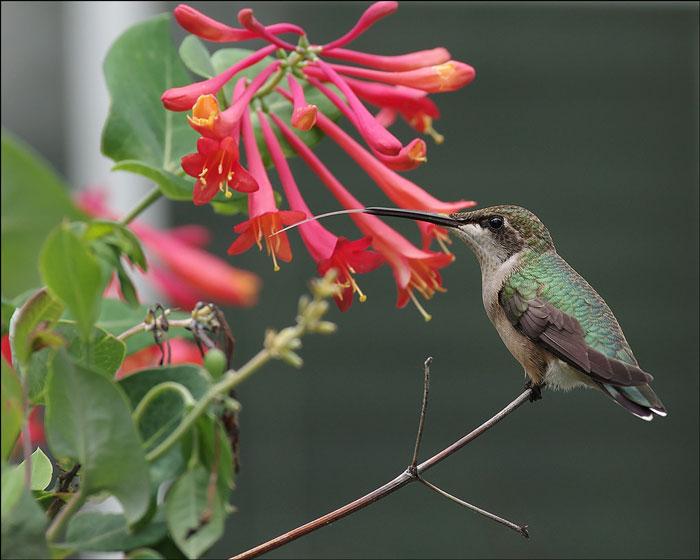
[8,288,64,369]
[1,360,23,460]
[0,133,83,299]
[0,466,49,559]
[112,161,194,201]
[178,35,216,79]
[120,366,210,450]
[56,323,126,377]
[102,15,198,200]
[13,447,53,491]
[165,465,224,559]
[39,225,104,341]
[45,352,151,524]
[85,220,147,307]
[62,512,167,553]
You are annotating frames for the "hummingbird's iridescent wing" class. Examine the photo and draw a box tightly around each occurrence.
[500,251,653,387]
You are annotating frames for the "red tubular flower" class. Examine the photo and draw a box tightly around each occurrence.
[325,60,476,93]
[258,110,383,310]
[182,136,258,205]
[116,339,203,379]
[322,1,398,51]
[314,59,402,156]
[322,47,450,71]
[313,110,474,215]
[77,190,260,308]
[304,78,426,170]
[271,112,453,320]
[288,75,317,131]
[227,110,305,271]
[162,45,276,111]
[136,225,261,307]
[341,78,444,143]
[237,8,298,51]
[174,4,303,42]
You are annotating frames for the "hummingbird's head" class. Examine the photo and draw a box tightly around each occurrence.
[354,205,554,271]
[448,205,555,268]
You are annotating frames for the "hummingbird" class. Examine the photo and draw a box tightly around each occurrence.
[296,205,667,420]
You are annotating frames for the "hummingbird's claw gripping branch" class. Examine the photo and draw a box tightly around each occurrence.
[230,364,533,560]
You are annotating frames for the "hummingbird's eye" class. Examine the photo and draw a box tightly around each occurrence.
[488,216,504,230]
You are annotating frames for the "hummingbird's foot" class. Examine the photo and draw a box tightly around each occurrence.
[524,380,543,402]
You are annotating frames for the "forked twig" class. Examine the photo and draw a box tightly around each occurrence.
[231,359,532,559]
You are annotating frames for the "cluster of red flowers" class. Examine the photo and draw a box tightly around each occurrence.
[162,2,477,318]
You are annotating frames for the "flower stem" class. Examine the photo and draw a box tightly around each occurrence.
[116,318,192,342]
[133,382,196,426]
[145,348,272,462]
[45,489,86,543]
[254,67,288,100]
[119,188,163,225]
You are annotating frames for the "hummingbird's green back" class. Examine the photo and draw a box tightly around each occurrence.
[502,250,638,366]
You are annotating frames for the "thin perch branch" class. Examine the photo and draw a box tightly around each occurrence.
[230,361,533,560]
[410,356,432,470]
[417,476,529,538]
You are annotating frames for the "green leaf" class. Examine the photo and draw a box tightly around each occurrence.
[45,352,151,524]
[120,366,210,486]
[112,161,193,201]
[165,465,224,559]
[210,48,343,167]
[128,548,165,559]
[50,322,126,378]
[9,288,64,369]
[62,512,167,552]
[1,299,15,336]
[102,14,198,183]
[85,220,147,270]
[0,469,49,559]
[0,132,83,299]
[209,194,248,216]
[40,224,104,341]
[1,360,23,460]
[25,349,51,405]
[14,447,53,491]
[179,36,215,79]
[120,366,210,450]
[196,418,234,503]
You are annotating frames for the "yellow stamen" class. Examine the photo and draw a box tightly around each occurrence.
[423,117,444,145]
[408,290,432,322]
[270,248,280,272]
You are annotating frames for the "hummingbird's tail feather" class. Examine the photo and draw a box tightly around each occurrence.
[601,383,667,421]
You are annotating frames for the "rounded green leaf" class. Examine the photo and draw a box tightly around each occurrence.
[1,133,83,298]
[45,352,151,525]
[1,360,23,460]
[102,15,198,183]
[8,288,63,370]
[165,465,224,559]
[62,512,167,553]
[39,224,104,341]
[179,36,215,79]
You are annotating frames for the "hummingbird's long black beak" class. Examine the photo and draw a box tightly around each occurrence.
[362,207,464,228]
[271,207,466,237]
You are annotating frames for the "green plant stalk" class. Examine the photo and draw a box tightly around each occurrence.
[145,348,271,462]
[133,382,196,426]
[119,188,163,225]
[45,489,86,544]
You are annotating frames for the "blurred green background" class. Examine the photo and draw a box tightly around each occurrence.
[3,2,698,558]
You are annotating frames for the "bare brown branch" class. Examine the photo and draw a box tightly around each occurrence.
[230,359,533,560]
